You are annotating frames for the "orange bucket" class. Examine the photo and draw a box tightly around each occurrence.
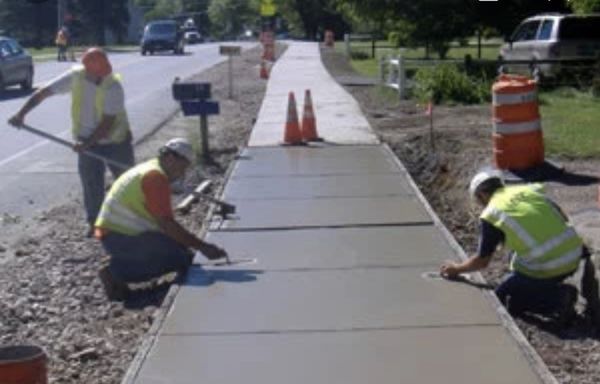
[0,345,47,384]
[493,130,544,170]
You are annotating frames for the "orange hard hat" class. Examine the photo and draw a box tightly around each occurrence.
[81,47,112,78]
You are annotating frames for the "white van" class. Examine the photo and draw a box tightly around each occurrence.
[499,14,600,81]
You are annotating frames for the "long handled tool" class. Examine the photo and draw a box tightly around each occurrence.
[16,123,130,170]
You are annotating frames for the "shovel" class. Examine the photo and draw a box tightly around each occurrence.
[14,123,130,170]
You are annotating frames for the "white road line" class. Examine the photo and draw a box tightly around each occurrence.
[0,128,71,168]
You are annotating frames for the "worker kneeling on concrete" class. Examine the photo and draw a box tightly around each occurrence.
[440,169,586,325]
[95,138,227,300]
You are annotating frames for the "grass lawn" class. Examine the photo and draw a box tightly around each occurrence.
[540,89,600,158]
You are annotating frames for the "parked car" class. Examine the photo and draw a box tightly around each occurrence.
[499,13,600,81]
[184,30,202,44]
[0,37,33,91]
[140,20,184,55]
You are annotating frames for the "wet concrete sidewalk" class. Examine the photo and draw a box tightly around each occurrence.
[124,42,556,384]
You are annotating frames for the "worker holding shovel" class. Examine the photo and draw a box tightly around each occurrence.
[95,138,228,300]
[8,47,135,237]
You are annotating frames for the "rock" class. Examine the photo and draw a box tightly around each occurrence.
[0,245,6,253]
[68,347,99,361]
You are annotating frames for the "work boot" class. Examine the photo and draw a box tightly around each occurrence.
[98,265,130,301]
[556,284,578,328]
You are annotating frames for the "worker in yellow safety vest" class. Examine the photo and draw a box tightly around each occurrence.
[95,138,227,300]
[440,169,590,326]
[9,47,135,237]
[55,28,68,61]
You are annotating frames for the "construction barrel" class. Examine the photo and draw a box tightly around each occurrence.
[492,74,544,170]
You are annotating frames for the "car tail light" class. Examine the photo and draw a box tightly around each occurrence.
[548,43,560,58]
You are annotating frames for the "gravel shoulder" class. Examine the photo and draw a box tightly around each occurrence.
[320,47,600,384]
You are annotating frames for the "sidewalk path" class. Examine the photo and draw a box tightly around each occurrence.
[124,42,556,384]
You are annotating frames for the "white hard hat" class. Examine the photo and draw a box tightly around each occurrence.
[163,138,194,163]
[469,168,504,199]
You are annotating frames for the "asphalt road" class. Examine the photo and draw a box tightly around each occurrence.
[0,42,256,220]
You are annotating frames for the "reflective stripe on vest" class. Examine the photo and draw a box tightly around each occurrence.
[71,68,130,144]
[481,185,582,278]
[95,159,164,236]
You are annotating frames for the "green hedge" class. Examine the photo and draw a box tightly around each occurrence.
[413,63,491,104]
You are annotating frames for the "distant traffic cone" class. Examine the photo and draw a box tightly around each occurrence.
[260,60,269,79]
[301,89,322,142]
[282,92,304,145]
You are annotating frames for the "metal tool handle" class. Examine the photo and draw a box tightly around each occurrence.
[18,123,129,171]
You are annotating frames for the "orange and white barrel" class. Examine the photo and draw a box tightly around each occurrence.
[492,74,544,170]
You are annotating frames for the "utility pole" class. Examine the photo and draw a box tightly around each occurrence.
[57,0,65,29]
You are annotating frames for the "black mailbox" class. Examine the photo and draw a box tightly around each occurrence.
[172,78,211,101]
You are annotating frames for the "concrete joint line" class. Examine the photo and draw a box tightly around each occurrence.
[209,221,435,233]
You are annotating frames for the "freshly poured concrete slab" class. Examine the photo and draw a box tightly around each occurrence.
[223,173,414,200]
[196,226,452,269]
[163,267,498,335]
[212,196,431,230]
[135,327,543,384]
[231,145,399,177]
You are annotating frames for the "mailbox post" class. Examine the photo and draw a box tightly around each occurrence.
[219,45,241,99]
[172,78,220,160]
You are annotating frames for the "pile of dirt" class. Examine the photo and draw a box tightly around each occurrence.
[321,47,600,384]
[0,44,281,383]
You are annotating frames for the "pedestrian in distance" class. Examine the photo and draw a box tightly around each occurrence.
[440,169,591,327]
[8,47,135,236]
[95,138,228,301]
[55,27,68,61]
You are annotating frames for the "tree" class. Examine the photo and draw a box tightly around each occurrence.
[208,0,259,40]
[0,0,56,47]
[568,0,600,13]
[276,0,349,40]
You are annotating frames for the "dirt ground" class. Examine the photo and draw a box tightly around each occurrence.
[1,42,599,383]
[320,48,600,384]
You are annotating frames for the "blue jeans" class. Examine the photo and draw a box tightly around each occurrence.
[78,140,134,226]
[495,271,572,315]
[100,231,193,283]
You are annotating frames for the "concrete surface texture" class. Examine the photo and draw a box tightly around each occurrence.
[126,42,555,384]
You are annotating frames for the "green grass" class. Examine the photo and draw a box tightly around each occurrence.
[540,88,600,158]
[338,39,502,77]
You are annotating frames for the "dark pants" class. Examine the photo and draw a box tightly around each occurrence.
[78,140,134,226]
[100,231,193,283]
[495,271,572,315]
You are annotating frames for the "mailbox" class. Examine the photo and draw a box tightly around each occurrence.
[172,78,211,101]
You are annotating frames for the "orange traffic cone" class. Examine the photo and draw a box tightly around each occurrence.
[282,92,304,145]
[301,89,322,141]
[260,60,269,79]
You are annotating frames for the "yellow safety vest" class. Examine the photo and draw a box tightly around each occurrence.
[481,184,582,278]
[95,159,165,236]
[71,67,130,144]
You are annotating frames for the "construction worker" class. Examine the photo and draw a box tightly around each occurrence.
[95,138,227,300]
[440,169,586,325]
[55,28,67,61]
[8,47,135,236]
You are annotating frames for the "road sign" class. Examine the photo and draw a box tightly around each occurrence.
[172,80,211,101]
[219,45,241,56]
[260,0,276,16]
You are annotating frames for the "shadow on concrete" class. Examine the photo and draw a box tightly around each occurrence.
[505,160,599,186]
[444,275,496,290]
[185,266,262,287]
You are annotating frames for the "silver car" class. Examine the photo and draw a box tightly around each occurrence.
[0,37,33,91]
[499,14,600,81]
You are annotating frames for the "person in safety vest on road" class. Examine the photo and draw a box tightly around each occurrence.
[440,169,591,326]
[8,47,135,237]
[94,138,227,300]
[55,28,68,61]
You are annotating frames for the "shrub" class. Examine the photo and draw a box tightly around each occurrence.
[350,50,370,60]
[413,63,491,104]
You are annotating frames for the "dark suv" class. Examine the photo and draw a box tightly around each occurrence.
[141,20,184,55]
